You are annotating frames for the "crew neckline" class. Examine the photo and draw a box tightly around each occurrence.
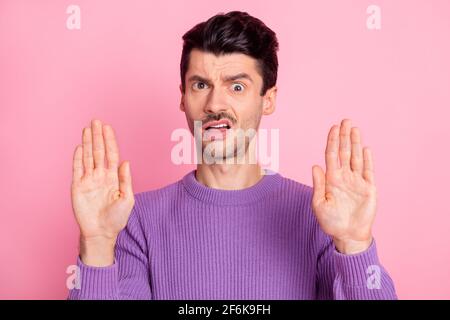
[181,168,283,205]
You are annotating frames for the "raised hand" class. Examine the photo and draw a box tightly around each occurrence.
[71,119,135,266]
[312,119,376,254]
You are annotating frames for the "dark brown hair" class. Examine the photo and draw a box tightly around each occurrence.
[180,11,279,96]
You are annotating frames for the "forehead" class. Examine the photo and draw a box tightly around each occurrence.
[187,49,260,79]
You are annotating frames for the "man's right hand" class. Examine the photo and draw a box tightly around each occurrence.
[71,119,135,266]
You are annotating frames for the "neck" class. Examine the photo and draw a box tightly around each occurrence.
[195,163,264,190]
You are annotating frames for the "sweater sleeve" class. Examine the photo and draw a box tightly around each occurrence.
[315,233,398,300]
[67,197,152,300]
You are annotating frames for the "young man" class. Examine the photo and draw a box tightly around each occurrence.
[68,11,397,299]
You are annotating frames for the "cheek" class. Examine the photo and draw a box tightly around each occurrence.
[185,94,206,114]
[235,96,263,124]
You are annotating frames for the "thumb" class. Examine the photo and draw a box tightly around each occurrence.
[312,165,326,207]
[118,161,134,199]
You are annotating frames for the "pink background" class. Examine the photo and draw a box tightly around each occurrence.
[1,0,449,299]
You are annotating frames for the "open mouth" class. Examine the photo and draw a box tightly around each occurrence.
[205,123,231,130]
[202,119,233,140]
[202,119,233,131]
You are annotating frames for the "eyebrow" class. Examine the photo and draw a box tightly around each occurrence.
[187,73,254,84]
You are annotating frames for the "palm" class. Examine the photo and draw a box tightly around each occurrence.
[72,170,132,239]
[71,120,135,241]
[312,119,377,243]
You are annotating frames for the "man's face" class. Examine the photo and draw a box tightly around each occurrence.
[180,48,276,161]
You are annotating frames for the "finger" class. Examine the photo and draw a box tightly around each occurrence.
[82,127,94,175]
[91,119,105,170]
[312,165,326,206]
[339,119,352,170]
[350,127,363,174]
[362,147,375,184]
[118,161,134,199]
[72,145,84,181]
[103,124,120,171]
[325,125,340,172]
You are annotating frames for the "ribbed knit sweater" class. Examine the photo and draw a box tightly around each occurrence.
[68,169,397,300]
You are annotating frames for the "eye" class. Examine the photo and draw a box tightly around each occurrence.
[231,83,245,92]
[192,82,208,90]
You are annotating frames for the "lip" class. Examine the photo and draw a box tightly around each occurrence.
[202,119,233,131]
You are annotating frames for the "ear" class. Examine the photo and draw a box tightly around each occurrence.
[179,84,185,112]
[262,86,277,116]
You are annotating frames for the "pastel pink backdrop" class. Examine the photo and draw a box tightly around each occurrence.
[1,0,449,299]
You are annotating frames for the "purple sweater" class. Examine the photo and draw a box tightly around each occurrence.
[68,169,397,300]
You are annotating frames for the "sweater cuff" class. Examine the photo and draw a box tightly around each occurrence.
[333,238,381,286]
[68,256,119,299]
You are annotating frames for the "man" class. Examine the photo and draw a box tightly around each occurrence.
[68,11,397,299]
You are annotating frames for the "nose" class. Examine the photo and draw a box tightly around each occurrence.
[203,87,229,115]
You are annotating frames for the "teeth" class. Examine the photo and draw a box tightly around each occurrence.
[209,124,228,129]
